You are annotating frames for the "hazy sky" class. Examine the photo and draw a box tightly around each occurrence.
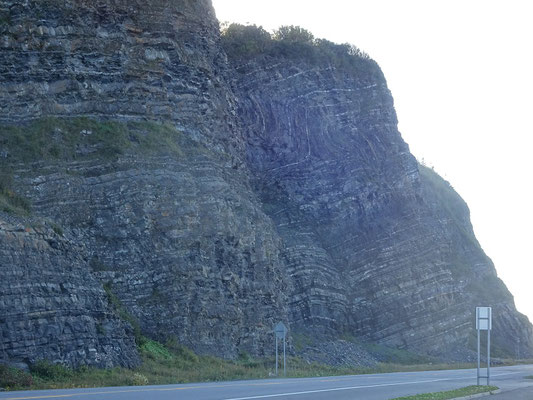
[212,0,533,322]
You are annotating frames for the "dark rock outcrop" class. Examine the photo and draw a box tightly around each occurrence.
[0,0,241,157]
[0,1,531,369]
[0,0,290,366]
[227,40,533,358]
[0,217,139,368]
[12,142,290,359]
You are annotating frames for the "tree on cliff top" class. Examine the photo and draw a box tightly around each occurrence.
[273,25,314,44]
[221,23,380,79]
[220,23,272,57]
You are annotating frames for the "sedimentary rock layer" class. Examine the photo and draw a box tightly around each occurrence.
[0,217,139,368]
[0,0,241,157]
[0,0,290,366]
[229,48,533,357]
[0,0,531,368]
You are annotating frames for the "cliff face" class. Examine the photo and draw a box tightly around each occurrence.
[229,46,533,357]
[0,217,139,368]
[0,0,242,157]
[0,1,532,369]
[0,0,289,366]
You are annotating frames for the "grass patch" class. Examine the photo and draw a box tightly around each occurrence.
[4,338,527,391]
[0,172,31,215]
[102,282,145,346]
[0,364,33,390]
[30,360,74,381]
[391,385,498,400]
[0,117,198,165]
[141,339,173,361]
[1,337,494,391]
[0,117,215,215]
[525,375,533,379]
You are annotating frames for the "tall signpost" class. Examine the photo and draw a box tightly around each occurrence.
[274,322,287,377]
[476,307,492,386]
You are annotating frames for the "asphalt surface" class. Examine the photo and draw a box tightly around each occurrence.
[1,364,533,400]
[489,385,533,399]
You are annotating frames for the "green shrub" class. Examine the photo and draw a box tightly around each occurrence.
[103,282,145,346]
[273,25,314,44]
[0,172,31,215]
[141,340,173,361]
[30,360,73,380]
[0,364,33,389]
[130,372,148,386]
[165,337,199,363]
[237,350,252,363]
[221,23,272,58]
[1,349,503,391]
[221,23,381,79]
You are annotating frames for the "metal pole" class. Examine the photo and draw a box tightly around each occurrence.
[487,328,491,386]
[275,336,278,376]
[477,327,480,386]
[283,336,286,377]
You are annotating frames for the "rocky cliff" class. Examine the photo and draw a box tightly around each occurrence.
[223,30,533,358]
[0,1,531,369]
[0,217,139,368]
[0,0,236,154]
[0,0,290,367]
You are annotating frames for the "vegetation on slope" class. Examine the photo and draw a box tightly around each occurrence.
[0,117,210,216]
[0,172,31,215]
[0,117,194,164]
[3,333,531,391]
[221,23,383,79]
[0,338,491,391]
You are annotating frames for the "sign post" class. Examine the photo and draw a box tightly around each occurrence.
[274,322,287,376]
[476,307,492,386]
[275,334,278,376]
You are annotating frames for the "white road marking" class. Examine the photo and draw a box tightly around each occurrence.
[222,379,452,400]
[3,371,523,400]
[221,372,523,400]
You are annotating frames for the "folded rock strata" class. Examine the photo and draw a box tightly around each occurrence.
[0,0,531,368]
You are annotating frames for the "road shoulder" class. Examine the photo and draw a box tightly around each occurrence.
[483,385,533,399]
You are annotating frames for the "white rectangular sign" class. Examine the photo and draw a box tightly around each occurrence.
[476,306,492,330]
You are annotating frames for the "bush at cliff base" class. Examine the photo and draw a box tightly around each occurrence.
[0,364,33,389]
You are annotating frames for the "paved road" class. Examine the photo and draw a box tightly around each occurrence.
[1,365,533,400]
[489,385,533,399]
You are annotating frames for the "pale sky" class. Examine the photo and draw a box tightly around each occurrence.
[213,0,533,322]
